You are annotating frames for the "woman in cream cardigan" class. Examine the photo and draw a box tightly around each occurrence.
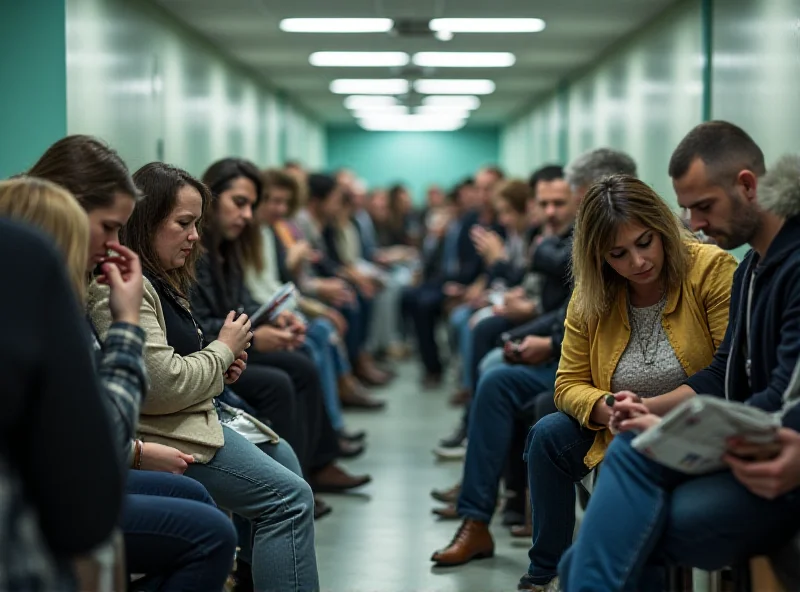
[88,162,319,592]
[517,175,738,592]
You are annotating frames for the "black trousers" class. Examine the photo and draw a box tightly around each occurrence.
[401,283,446,374]
[231,349,340,475]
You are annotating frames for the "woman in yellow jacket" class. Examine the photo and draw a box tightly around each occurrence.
[518,175,737,591]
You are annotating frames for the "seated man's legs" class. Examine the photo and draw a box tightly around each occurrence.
[559,432,800,592]
[431,362,558,566]
[521,413,596,587]
[304,320,345,433]
[470,314,516,392]
[449,304,474,391]
[407,284,446,379]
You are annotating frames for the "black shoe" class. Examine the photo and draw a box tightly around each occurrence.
[337,428,367,442]
[439,421,467,448]
[232,559,254,592]
[337,439,365,459]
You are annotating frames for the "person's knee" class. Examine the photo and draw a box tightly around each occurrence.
[177,475,217,506]
[526,412,576,462]
[474,367,511,410]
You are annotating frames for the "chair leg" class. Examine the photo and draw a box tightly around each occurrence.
[750,556,784,592]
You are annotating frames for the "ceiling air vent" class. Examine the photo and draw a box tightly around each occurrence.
[391,19,433,38]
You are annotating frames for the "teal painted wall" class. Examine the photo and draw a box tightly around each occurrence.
[0,0,67,178]
[326,127,500,203]
[65,0,324,177]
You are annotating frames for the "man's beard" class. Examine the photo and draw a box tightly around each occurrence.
[715,194,760,250]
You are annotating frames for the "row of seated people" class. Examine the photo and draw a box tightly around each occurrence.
[0,136,421,591]
[419,121,800,591]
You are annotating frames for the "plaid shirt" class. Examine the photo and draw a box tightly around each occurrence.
[0,456,69,591]
[89,321,149,466]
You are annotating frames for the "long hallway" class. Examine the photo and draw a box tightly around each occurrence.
[315,362,529,592]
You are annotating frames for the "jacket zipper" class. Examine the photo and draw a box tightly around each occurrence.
[725,259,756,400]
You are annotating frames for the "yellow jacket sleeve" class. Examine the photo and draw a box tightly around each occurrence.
[554,296,608,430]
[699,249,738,348]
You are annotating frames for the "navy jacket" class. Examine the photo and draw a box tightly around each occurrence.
[685,216,800,430]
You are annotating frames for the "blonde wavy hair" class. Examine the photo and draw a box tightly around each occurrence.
[0,177,90,301]
[571,174,694,322]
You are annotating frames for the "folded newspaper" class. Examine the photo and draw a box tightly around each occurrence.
[631,359,800,474]
[631,397,780,474]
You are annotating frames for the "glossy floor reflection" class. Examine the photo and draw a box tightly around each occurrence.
[315,362,529,592]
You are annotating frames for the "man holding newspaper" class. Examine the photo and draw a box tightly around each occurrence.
[560,122,800,591]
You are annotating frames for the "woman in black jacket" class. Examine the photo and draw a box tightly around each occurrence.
[193,158,371,498]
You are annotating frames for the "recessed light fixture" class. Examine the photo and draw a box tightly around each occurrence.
[279,18,394,33]
[310,52,410,67]
[358,114,467,132]
[414,79,496,95]
[343,95,399,109]
[429,18,545,33]
[422,95,481,109]
[330,79,410,95]
[412,52,516,68]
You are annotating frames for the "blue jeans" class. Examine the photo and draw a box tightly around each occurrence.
[340,290,372,366]
[184,426,318,592]
[524,412,596,585]
[449,304,474,389]
[559,431,800,592]
[305,318,347,431]
[458,362,559,523]
[123,470,237,591]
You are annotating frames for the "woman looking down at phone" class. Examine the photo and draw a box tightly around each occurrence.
[27,136,238,592]
[193,158,371,496]
[88,162,320,591]
[516,175,736,591]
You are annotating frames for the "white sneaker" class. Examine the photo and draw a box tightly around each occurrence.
[433,440,467,460]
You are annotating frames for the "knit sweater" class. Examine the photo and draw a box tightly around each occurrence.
[88,277,235,462]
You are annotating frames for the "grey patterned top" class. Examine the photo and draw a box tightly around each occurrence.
[610,298,688,398]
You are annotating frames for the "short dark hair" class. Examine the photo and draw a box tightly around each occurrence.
[126,163,210,297]
[307,173,337,201]
[28,134,140,211]
[482,165,505,181]
[529,165,565,195]
[668,121,766,185]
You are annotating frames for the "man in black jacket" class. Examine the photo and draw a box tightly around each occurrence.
[559,123,800,591]
[431,148,638,568]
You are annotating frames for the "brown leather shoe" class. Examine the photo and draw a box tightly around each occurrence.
[432,503,459,520]
[339,378,386,410]
[313,496,332,520]
[431,519,494,566]
[309,463,371,493]
[448,388,472,407]
[511,524,532,538]
[431,482,461,504]
[354,358,392,386]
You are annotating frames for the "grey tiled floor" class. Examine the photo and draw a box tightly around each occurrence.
[315,362,529,592]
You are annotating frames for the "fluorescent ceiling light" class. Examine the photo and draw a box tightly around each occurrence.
[343,95,398,109]
[412,52,515,68]
[279,18,393,33]
[422,95,481,109]
[414,79,496,95]
[330,79,409,95]
[415,105,472,117]
[310,51,409,67]
[353,106,409,118]
[429,18,545,33]
[358,115,467,132]
[435,30,454,41]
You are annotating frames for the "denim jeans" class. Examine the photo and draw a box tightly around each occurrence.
[305,318,345,431]
[524,412,596,585]
[184,426,318,592]
[470,314,515,392]
[340,290,372,366]
[449,304,474,389]
[123,470,237,591]
[559,431,800,592]
[457,362,559,523]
